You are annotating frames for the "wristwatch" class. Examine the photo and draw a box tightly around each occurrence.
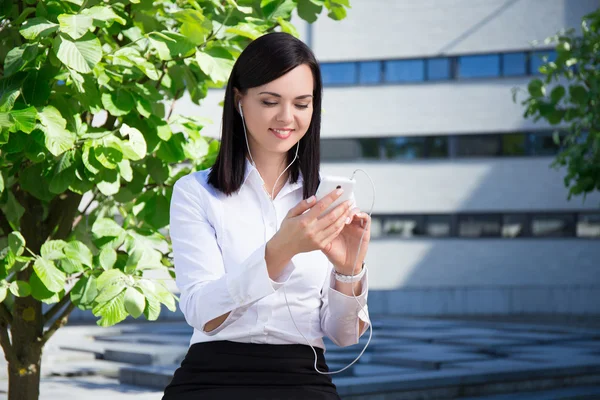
[334,262,366,283]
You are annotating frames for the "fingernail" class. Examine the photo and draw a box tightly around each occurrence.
[336,188,344,195]
[345,217,351,224]
[307,196,315,203]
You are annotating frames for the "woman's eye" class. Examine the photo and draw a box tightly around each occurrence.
[296,104,310,109]
[262,101,277,106]
[261,101,310,109]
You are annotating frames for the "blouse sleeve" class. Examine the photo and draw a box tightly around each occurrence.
[170,175,294,336]
[319,261,371,348]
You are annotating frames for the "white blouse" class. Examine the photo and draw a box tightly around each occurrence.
[169,158,371,352]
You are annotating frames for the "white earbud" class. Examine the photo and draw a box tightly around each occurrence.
[238,101,244,118]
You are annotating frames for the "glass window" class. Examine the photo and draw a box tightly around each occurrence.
[358,61,381,84]
[502,52,527,76]
[457,54,500,78]
[384,59,425,82]
[501,133,527,156]
[577,213,600,238]
[320,138,380,160]
[530,50,557,75]
[382,137,426,159]
[425,136,449,158]
[502,214,528,238]
[425,215,451,237]
[370,216,384,239]
[427,58,451,80]
[320,62,357,85]
[382,215,425,238]
[528,131,563,156]
[531,214,575,237]
[455,135,501,157]
[458,215,501,237]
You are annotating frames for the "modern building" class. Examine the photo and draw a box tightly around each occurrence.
[175,0,600,317]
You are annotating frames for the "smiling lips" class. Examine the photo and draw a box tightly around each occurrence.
[270,128,294,139]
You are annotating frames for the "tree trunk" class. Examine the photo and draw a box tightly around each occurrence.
[8,295,43,400]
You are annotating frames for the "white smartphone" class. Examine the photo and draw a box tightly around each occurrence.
[314,175,356,218]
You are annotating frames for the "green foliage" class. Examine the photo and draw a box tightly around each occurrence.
[516,8,600,201]
[0,0,348,334]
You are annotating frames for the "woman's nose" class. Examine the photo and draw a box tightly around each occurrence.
[276,104,293,123]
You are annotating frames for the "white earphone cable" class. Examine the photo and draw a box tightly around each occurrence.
[239,101,374,374]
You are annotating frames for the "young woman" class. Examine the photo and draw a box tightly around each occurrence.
[163,32,371,400]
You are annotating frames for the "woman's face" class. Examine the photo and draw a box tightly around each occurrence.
[237,64,314,160]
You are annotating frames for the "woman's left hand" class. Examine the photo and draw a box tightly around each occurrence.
[321,207,371,275]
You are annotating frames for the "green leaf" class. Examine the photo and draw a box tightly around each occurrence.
[37,106,76,156]
[195,49,235,84]
[2,191,25,227]
[146,157,169,184]
[99,246,117,270]
[58,13,93,40]
[225,22,266,40]
[124,286,145,318]
[550,85,565,104]
[174,9,212,45]
[33,258,66,292]
[41,240,67,260]
[94,138,123,169]
[3,46,28,77]
[101,89,135,117]
[9,107,37,133]
[81,5,126,26]
[8,232,25,256]
[63,240,93,267]
[326,0,348,20]
[93,290,128,327]
[0,287,6,303]
[70,275,97,308]
[148,31,195,61]
[154,281,176,312]
[53,32,102,74]
[277,17,299,37]
[297,0,323,23]
[59,258,84,274]
[144,296,161,321]
[120,124,147,161]
[95,278,126,302]
[96,268,126,291]
[20,163,54,202]
[9,281,31,297]
[156,133,186,163]
[527,79,545,98]
[569,85,587,106]
[92,218,125,239]
[118,159,133,182]
[29,270,59,302]
[19,17,59,40]
[49,149,77,193]
[22,67,53,107]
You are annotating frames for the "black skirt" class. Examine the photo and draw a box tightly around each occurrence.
[162,340,341,400]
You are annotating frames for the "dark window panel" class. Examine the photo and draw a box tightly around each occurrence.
[370,217,384,238]
[427,58,451,80]
[320,138,380,160]
[502,214,529,238]
[458,215,502,237]
[531,214,575,237]
[425,136,449,158]
[358,61,382,84]
[501,133,528,156]
[577,213,600,238]
[528,131,564,156]
[382,137,426,159]
[457,54,500,78]
[530,50,557,75]
[425,215,452,237]
[384,59,425,82]
[502,52,527,76]
[455,135,501,157]
[382,215,425,238]
[321,62,357,85]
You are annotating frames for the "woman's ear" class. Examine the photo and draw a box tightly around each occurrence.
[233,88,242,114]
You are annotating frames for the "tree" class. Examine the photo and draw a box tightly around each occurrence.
[516,8,600,202]
[0,0,350,399]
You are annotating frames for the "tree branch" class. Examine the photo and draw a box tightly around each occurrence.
[0,302,13,326]
[167,88,183,121]
[40,301,76,346]
[42,290,73,325]
[155,61,167,89]
[0,209,12,235]
[49,192,83,241]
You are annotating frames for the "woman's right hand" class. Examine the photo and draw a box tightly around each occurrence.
[270,189,354,259]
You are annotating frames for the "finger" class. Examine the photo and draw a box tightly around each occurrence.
[346,207,360,225]
[315,200,352,232]
[317,202,351,243]
[306,187,345,220]
[287,195,317,218]
[321,216,348,253]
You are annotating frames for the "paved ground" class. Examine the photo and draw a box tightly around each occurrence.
[1,315,599,399]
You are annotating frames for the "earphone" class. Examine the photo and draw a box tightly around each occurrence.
[239,99,374,375]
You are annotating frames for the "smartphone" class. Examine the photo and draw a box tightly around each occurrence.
[314,175,356,218]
